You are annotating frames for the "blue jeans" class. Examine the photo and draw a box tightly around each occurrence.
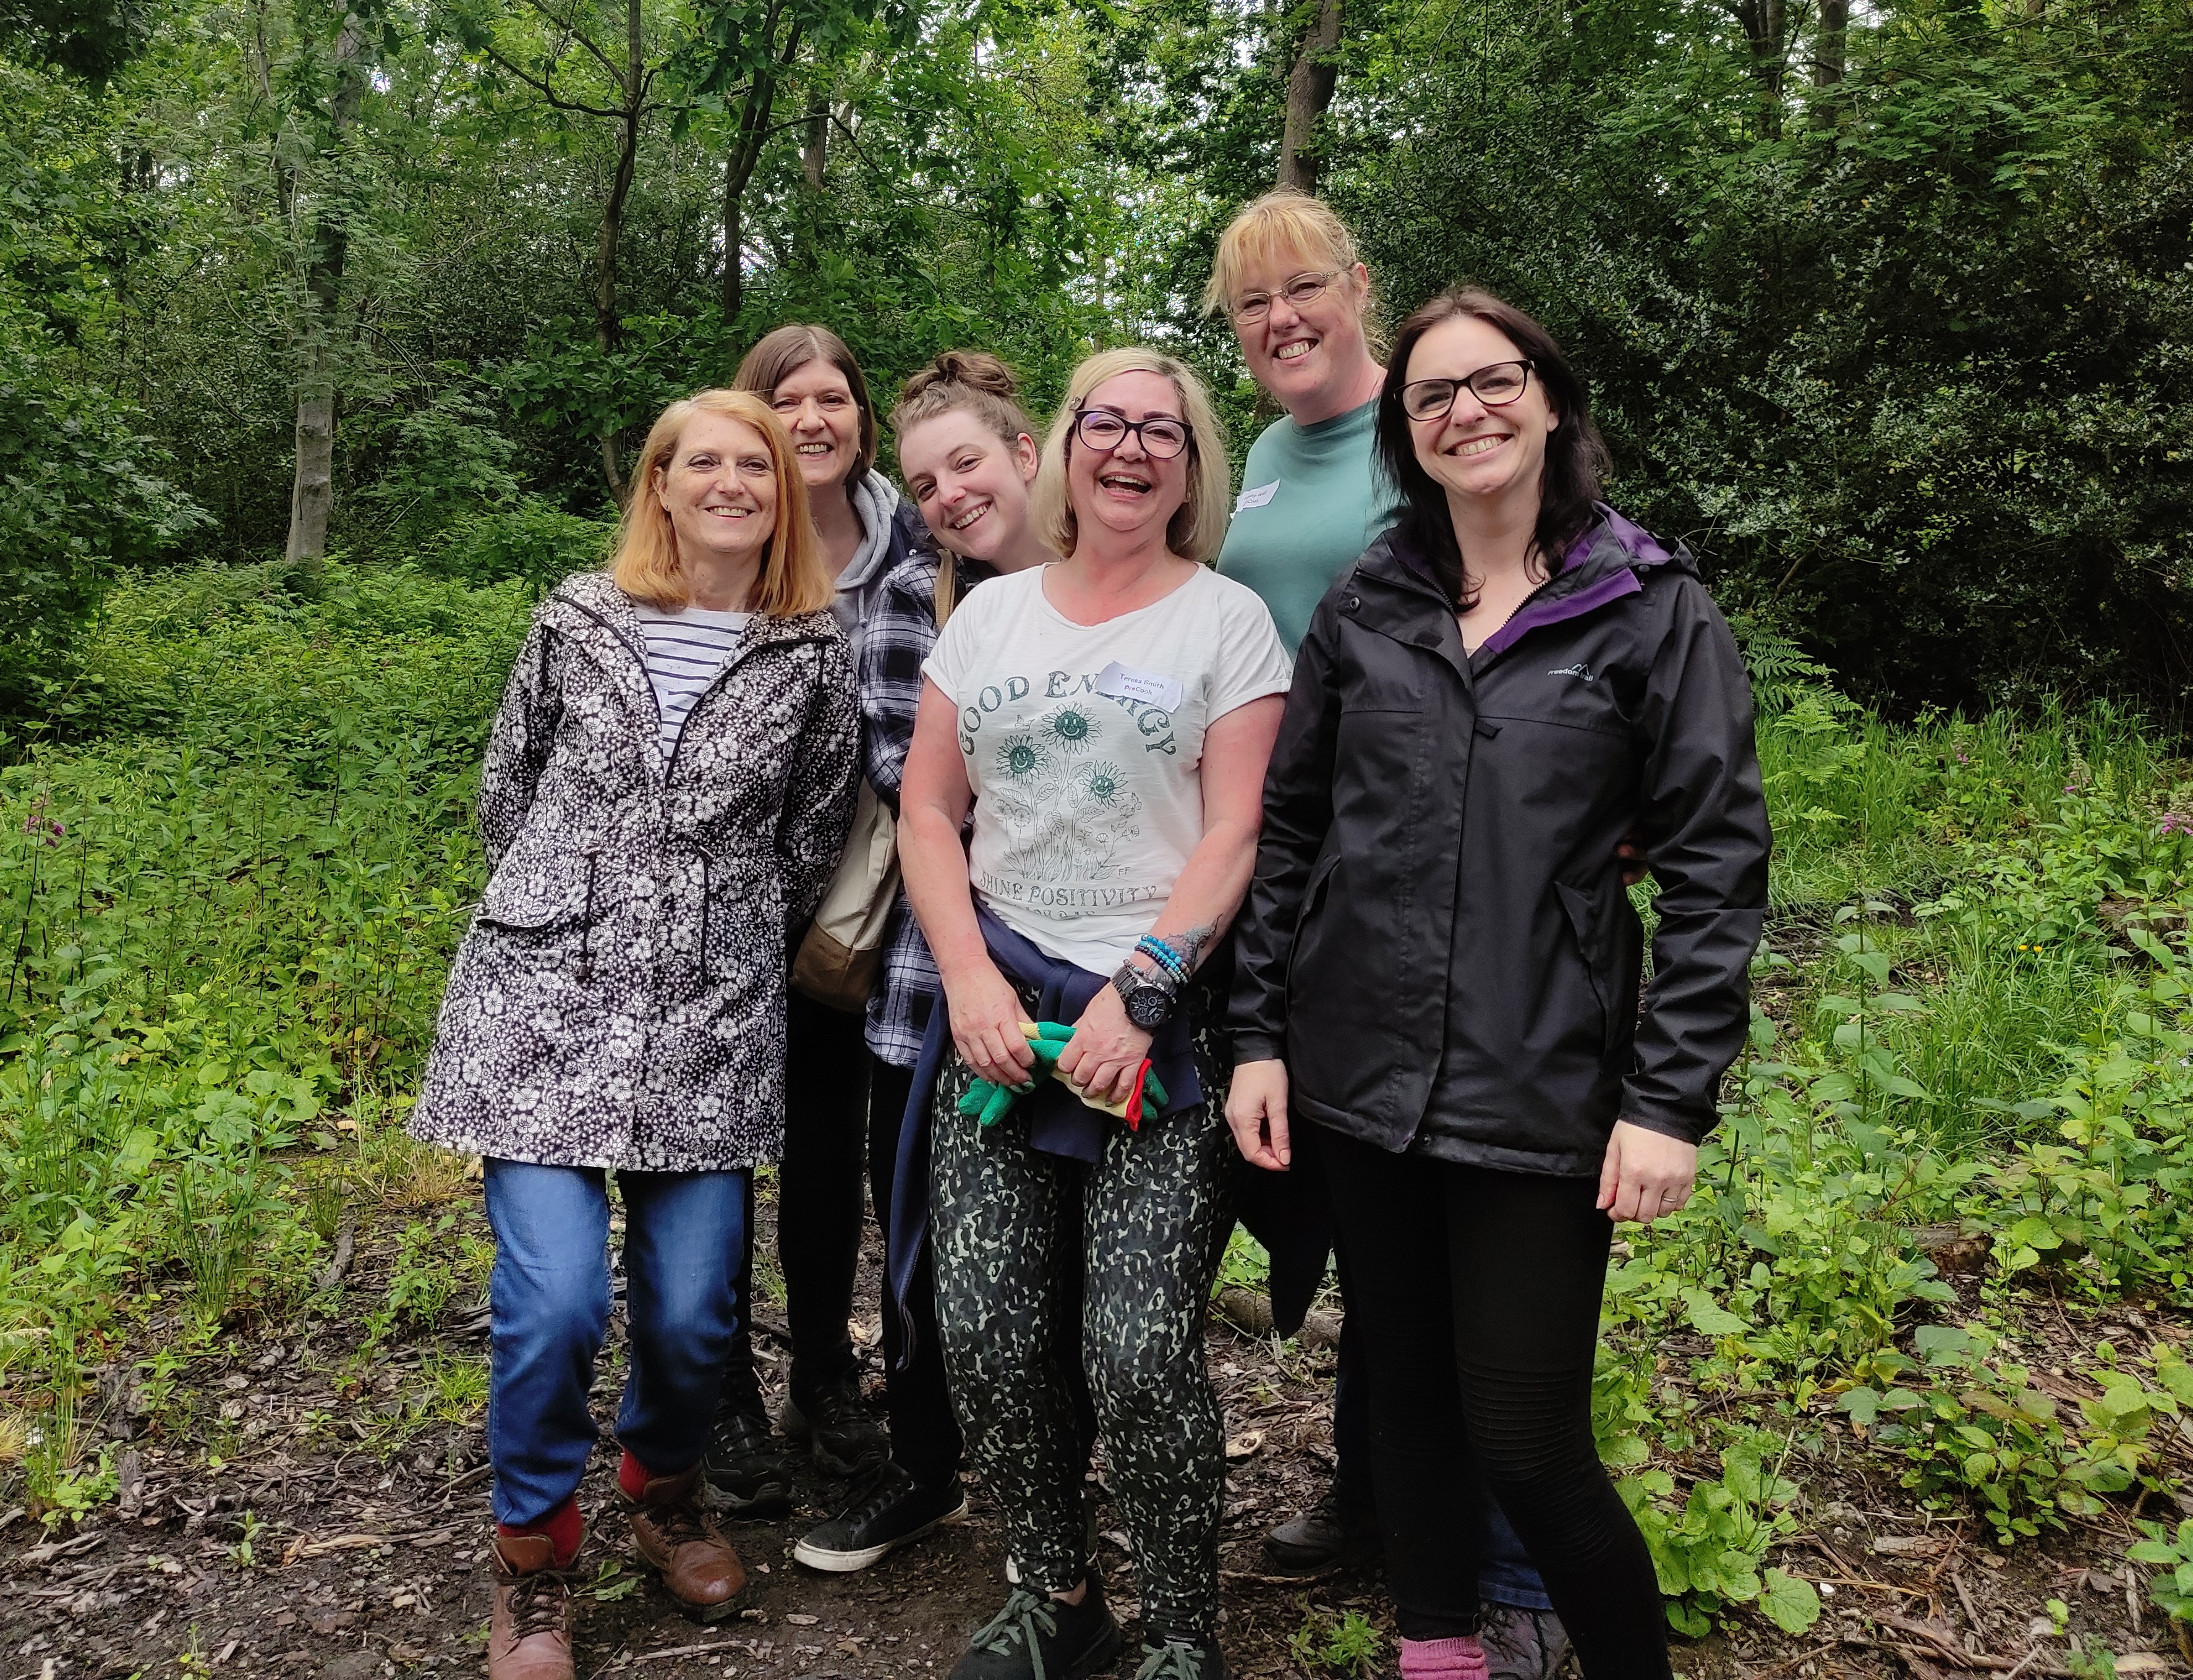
[483,1160,748,1527]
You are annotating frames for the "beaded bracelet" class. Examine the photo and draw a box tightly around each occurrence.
[1135,934,1191,982]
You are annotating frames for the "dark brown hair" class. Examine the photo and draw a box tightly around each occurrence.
[731,323,877,483]
[1375,288,1611,606]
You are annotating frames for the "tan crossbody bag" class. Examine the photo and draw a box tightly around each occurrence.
[789,555,960,1011]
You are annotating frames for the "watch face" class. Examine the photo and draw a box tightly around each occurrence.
[1126,985,1170,1029]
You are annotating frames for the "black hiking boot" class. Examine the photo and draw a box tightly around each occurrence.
[782,1375,889,1478]
[1262,1481,1378,1574]
[700,1402,793,1519]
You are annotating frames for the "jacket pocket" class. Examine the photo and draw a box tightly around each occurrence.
[1287,850,1343,991]
[479,839,602,934]
[1554,879,1618,1059]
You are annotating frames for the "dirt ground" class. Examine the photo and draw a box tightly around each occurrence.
[6,1189,2187,1680]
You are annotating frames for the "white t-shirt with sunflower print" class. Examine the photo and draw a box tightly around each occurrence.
[923,562,1293,974]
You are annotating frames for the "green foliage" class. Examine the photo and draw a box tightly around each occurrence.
[1288,1605,1384,1676]
[0,305,211,723]
[1339,0,2193,711]
[2128,1519,2193,1626]
[1617,1435,1818,1635]
[0,564,521,1401]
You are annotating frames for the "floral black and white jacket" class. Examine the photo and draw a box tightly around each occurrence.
[410,571,859,1172]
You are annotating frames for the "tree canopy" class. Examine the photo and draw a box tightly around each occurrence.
[1,0,2186,718]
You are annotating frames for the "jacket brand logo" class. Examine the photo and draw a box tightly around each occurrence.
[1549,662,1596,682]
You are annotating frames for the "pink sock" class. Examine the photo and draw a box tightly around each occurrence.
[1399,1635,1489,1680]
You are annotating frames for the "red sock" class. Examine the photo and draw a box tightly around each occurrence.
[618,1449,655,1501]
[497,1494,582,1568]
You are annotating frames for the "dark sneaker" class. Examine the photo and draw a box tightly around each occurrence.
[1263,1483,1378,1574]
[1134,1635,1229,1679]
[948,1580,1124,1680]
[783,1377,889,1478]
[700,1403,793,1519]
[1479,1604,1571,1680]
[793,1461,968,1572]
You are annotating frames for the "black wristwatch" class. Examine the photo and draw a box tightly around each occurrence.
[1110,961,1178,1030]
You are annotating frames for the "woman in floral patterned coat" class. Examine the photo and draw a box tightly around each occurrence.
[411,388,859,1680]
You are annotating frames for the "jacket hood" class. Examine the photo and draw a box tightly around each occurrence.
[837,469,905,600]
[1361,503,1693,659]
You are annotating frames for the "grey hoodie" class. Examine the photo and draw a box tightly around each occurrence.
[832,468,919,665]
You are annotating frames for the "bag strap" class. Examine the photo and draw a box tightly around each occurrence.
[932,549,957,629]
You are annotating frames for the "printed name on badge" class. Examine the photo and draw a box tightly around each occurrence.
[1233,480,1280,511]
[1094,661,1185,713]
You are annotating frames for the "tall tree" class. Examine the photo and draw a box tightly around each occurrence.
[462,0,672,492]
[1276,0,1342,192]
[282,2,372,567]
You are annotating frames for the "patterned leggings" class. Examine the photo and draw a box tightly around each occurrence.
[930,1051,1234,1642]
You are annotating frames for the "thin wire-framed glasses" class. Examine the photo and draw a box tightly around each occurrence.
[1399,361,1535,422]
[1230,271,1342,325]
[1073,409,1193,459]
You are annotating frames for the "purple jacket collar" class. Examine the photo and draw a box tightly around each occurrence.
[1386,503,1681,660]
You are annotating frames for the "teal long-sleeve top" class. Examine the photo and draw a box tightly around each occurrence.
[1216,396,1399,653]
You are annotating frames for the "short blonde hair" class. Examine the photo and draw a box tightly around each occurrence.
[1033,348,1231,565]
[1201,189,1371,321]
[610,389,833,617]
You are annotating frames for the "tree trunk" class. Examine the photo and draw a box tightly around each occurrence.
[284,4,368,571]
[1277,0,1343,194]
[1813,0,1846,83]
[794,97,828,269]
[592,0,645,498]
[1721,0,1787,137]
[722,148,744,320]
[718,19,799,326]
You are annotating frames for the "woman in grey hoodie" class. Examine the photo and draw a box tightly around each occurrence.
[701,325,930,1514]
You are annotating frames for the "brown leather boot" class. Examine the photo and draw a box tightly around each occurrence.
[624,1463,746,1621]
[488,1530,581,1680]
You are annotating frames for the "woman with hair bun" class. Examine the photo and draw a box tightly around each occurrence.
[411,389,858,1680]
[900,347,1292,1680]
[790,347,1066,1574]
[1227,288,1769,1680]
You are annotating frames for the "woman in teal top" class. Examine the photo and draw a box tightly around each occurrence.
[1206,189,1570,1680]
[1209,193,1392,654]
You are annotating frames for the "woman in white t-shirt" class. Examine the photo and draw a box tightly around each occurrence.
[900,349,1291,1680]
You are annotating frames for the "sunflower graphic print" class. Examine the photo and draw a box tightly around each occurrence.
[921,565,1293,974]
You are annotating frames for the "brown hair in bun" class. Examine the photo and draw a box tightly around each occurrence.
[890,350,1036,449]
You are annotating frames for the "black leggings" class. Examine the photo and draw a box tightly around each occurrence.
[1318,1128,1669,1680]
[723,990,871,1412]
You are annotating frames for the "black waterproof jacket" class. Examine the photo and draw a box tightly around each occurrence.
[1230,507,1770,1176]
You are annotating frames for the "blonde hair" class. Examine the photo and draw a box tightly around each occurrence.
[1201,189,1374,325]
[1033,348,1231,566]
[610,389,833,617]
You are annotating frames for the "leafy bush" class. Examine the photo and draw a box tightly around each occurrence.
[0,306,210,725]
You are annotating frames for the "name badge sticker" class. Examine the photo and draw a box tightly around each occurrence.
[1094,661,1185,713]
[1234,479,1280,511]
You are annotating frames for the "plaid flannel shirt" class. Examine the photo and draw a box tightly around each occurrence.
[861,546,1000,1068]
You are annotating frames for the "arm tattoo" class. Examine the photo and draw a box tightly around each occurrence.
[1171,923,1217,974]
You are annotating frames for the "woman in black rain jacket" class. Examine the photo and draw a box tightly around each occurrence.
[1225,289,1769,1680]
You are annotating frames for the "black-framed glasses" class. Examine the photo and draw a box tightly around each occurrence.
[1073,409,1193,459]
[1230,271,1341,325]
[1399,361,1535,422]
